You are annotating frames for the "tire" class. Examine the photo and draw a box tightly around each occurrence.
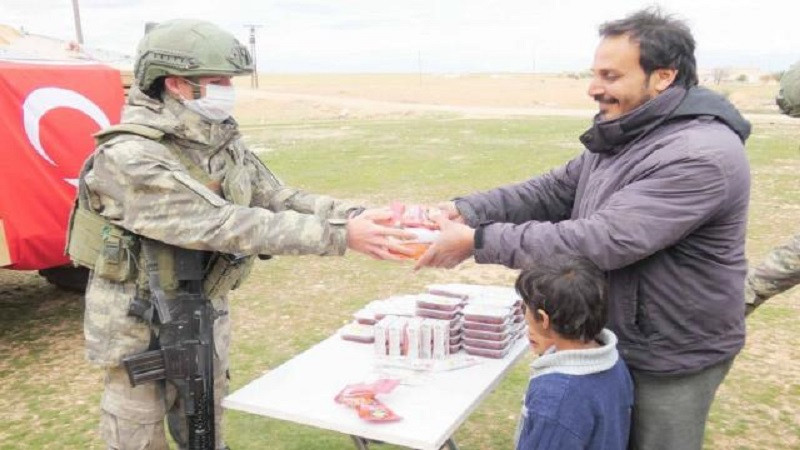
[38,266,89,293]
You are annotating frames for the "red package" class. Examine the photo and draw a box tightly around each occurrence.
[389,202,440,230]
[335,379,402,422]
[357,400,402,422]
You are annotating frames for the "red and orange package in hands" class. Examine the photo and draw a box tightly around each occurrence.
[388,202,442,259]
[389,202,440,230]
[334,379,402,423]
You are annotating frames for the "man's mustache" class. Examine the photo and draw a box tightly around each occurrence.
[594,95,618,105]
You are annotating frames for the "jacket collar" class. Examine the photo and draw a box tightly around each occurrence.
[579,86,687,155]
[123,85,239,151]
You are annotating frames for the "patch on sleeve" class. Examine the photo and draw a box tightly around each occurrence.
[172,172,227,208]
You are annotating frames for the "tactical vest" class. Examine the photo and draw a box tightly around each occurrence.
[66,124,256,300]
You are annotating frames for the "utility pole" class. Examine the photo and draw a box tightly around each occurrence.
[71,0,84,44]
[244,24,262,88]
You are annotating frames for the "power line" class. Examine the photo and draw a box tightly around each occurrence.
[243,24,262,88]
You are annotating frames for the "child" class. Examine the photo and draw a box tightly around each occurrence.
[515,255,633,450]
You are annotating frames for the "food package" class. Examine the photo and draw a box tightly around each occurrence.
[431,319,450,360]
[427,283,520,302]
[464,344,511,359]
[420,319,433,359]
[340,322,375,344]
[405,318,423,359]
[334,379,402,423]
[416,307,461,321]
[463,335,511,350]
[388,318,406,358]
[374,316,393,358]
[390,227,441,260]
[389,202,440,229]
[462,304,514,325]
[463,318,512,333]
[415,294,463,312]
[463,328,511,342]
[353,308,377,325]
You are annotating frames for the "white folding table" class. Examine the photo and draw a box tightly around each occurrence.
[223,329,529,450]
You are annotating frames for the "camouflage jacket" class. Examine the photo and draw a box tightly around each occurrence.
[745,233,800,314]
[82,86,359,367]
[84,86,358,256]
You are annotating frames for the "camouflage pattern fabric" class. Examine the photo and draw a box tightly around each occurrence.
[83,84,361,448]
[776,60,800,117]
[745,234,800,314]
[84,86,357,367]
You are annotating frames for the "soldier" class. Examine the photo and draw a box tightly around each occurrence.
[745,61,800,315]
[67,19,409,450]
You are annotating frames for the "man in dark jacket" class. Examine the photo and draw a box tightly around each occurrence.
[415,9,750,450]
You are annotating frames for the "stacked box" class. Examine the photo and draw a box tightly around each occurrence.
[414,294,464,353]
[462,304,518,359]
[372,315,455,360]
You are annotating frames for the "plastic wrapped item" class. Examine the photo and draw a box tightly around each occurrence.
[371,295,418,320]
[468,295,521,310]
[464,344,511,359]
[374,316,393,358]
[416,307,461,321]
[354,309,377,325]
[431,319,450,360]
[405,318,423,359]
[463,318,512,333]
[389,202,440,229]
[462,304,514,325]
[388,318,406,357]
[390,228,441,260]
[420,320,433,359]
[427,283,520,302]
[415,294,463,312]
[463,328,511,342]
[463,336,511,350]
[340,322,375,343]
[335,379,402,423]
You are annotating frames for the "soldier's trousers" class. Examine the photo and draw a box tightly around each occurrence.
[98,312,231,450]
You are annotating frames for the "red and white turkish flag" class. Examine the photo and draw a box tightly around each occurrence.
[0,60,124,269]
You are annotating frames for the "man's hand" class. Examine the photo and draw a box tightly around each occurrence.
[436,201,465,224]
[414,213,475,270]
[347,208,415,260]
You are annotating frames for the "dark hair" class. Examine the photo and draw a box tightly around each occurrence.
[515,255,607,341]
[599,7,698,88]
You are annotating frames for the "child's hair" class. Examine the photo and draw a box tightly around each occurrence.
[515,255,608,341]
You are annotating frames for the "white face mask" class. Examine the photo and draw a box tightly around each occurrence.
[181,83,236,123]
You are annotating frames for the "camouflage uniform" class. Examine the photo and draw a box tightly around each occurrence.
[80,20,359,450]
[745,61,800,315]
[745,235,800,314]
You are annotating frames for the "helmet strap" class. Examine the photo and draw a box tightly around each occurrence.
[183,77,204,100]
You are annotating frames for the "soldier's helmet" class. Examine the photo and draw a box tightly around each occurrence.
[134,19,253,96]
[776,60,800,118]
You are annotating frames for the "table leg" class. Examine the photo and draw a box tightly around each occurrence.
[350,435,370,450]
[441,438,459,450]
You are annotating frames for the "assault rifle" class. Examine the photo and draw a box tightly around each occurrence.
[123,242,217,450]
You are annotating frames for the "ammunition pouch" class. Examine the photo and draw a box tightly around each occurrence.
[203,253,256,299]
[66,200,139,282]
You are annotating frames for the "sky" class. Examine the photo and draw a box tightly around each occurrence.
[2,0,799,73]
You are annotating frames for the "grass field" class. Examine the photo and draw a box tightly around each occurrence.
[1,111,798,449]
